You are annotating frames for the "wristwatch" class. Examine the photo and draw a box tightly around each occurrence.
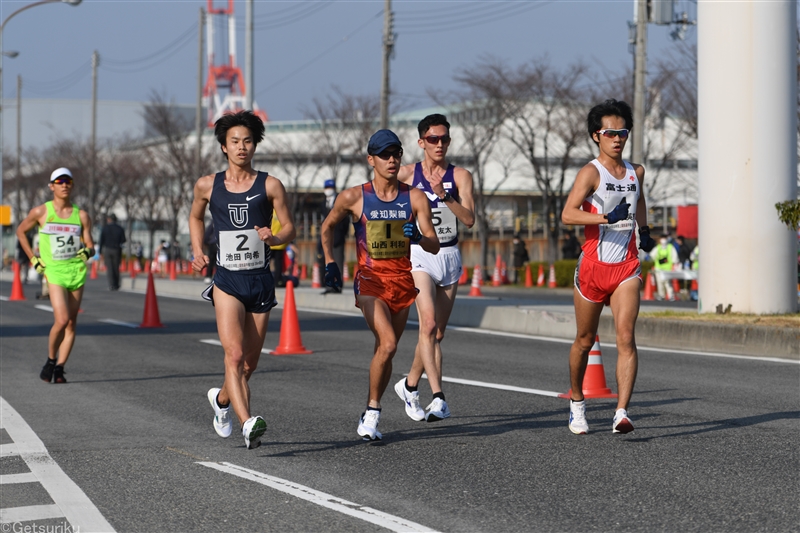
[439,191,452,203]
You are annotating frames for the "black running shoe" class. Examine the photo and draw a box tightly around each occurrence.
[40,359,56,382]
[53,365,67,384]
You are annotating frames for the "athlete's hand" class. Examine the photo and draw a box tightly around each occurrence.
[324,262,343,291]
[403,222,422,243]
[76,247,94,263]
[253,225,277,245]
[605,198,630,224]
[31,257,46,274]
[192,254,209,273]
[638,225,656,253]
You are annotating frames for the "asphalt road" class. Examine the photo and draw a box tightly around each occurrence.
[1,279,798,532]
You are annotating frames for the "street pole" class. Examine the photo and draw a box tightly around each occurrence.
[15,75,21,224]
[89,50,98,225]
[379,0,394,130]
[196,7,205,180]
[632,0,647,166]
[245,0,253,111]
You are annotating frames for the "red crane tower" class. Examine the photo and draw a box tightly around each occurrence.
[203,0,267,126]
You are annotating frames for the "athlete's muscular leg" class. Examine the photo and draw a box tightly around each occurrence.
[238,310,270,410]
[431,283,458,379]
[213,288,256,425]
[569,289,604,401]
[407,273,441,394]
[358,296,409,408]
[608,278,641,410]
[47,284,83,365]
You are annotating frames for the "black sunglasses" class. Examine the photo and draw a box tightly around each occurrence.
[375,148,403,160]
[52,178,73,185]
[423,135,451,145]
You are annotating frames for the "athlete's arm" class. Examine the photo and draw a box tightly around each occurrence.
[189,175,213,272]
[15,204,46,261]
[449,168,476,228]
[321,187,358,264]
[561,164,606,226]
[410,188,440,255]
[633,164,648,229]
[396,163,415,185]
[263,176,296,246]
[79,210,95,250]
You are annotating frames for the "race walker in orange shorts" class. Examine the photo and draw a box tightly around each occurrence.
[321,129,439,441]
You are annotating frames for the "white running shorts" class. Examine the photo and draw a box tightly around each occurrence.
[410,245,462,287]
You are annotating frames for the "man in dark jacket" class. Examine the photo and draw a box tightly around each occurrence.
[511,233,529,284]
[98,213,126,290]
[316,179,349,293]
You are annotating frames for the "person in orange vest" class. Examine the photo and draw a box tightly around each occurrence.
[561,99,655,436]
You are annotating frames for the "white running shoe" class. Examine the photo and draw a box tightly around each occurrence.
[394,378,425,421]
[612,408,635,434]
[569,400,589,435]
[207,388,232,438]
[357,410,382,441]
[425,398,451,422]
[242,416,267,449]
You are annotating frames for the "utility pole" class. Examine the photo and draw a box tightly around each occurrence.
[89,50,98,224]
[196,7,205,179]
[15,75,20,223]
[245,0,253,111]
[632,0,647,166]
[379,0,394,129]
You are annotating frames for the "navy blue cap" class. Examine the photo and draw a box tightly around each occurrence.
[367,129,402,155]
[324,179,335,189]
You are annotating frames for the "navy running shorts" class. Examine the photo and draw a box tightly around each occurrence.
[202,267,278,314]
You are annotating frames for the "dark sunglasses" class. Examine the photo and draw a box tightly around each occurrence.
[423,134,451,145]
[375,148,403,160]
[52,178,73,185]
[596,129,630,139]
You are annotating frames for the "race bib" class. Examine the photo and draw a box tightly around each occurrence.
[431,207,458,244]
[603,216,635,232]
[365,220,408,259]
[43,223,81,261]
[218,229,266,271]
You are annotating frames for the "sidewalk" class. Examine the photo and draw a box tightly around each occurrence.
[113,275,797,360]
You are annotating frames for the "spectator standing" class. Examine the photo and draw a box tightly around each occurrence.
[562,229,582,259]
[98,214,126,290]
[155,240,169,278]
[317,178,349,293]
[653,233,679,300]
[511,233,529,284]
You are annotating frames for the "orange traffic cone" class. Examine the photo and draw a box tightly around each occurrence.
[458,265,469,285]
[536,264,545,287]
[145,260,152,273]
[169,260,177,281]
[300,263,308,281]
[524,264,533,288]
[9,262,26,301]
[273,280,313,355]
[642,271,655,301]
[134,259,142,273]
[130,258,137,279]
[547,264,557,288]
[672,277,681,295]
[120,259,127,273]
[139,273,165,328]
[492,255,502,287]
[559,336,617,399]
[468,265,484,297]
[690,278,698,292]
[311,263,322,288]
[89,261,98,280]
[99,260,107,273]
[342,262,350,282]
[292,261,299,278]
[501,260,509,285]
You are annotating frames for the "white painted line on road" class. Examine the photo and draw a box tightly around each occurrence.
[0,443,19,457]
[0,296,8,301]
[197,461,439,533]
[0,396,116,532]
[34,304,53,312]
[199,339,273,355]
[635,345,799,364]
[0,472,38,485]
[421,374,562,398]
[98,318,139,328]
[0,504,64,524]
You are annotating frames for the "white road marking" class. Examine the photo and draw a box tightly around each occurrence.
[34,304,53,312]
[0,397,116,532]
[0,296,8,301]
[0,443,19,457]
[98,318,139,328]
[0,472,38,485]
[421,374,562,398]
[199,339,273,354]
[197,461,438,533]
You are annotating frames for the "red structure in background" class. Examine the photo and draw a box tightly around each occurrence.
[204,0,267,127]
[676,205,698,239]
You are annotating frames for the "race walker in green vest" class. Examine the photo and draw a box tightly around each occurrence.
[652,234,679,301]
[16,167,95,384]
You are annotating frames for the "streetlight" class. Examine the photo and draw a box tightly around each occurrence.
[0,0,81,269]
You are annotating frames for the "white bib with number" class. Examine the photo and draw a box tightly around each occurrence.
[431,207,458,244]
[218,229,266,271]
[43,223,81,261]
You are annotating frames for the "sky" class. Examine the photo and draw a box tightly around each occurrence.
[1,0,697,122]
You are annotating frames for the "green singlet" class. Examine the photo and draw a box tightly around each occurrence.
[38,201,86,291]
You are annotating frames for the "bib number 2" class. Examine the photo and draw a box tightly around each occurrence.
[219,229,266,271]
